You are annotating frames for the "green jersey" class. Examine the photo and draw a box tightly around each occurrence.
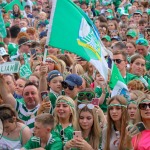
[94,86,109,113]
[123,72,139,84]
[53,124,74,145]
[144,53,150,71]
[15,101,39,132]
[23,133,63,150]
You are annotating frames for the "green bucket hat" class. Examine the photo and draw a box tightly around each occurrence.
[136,38,149,46]
[126,29,137,38]
[101,35,111,42]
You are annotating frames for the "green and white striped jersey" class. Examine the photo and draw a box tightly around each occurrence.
[15,100,40,132]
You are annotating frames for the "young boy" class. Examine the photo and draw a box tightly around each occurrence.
[21,113,63,149]
[47,70,64,109]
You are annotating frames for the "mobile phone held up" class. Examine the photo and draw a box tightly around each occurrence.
[30,49,37,60]
[136,122,146,132]
[73,131,82,139]
[91,98,99,106]
[41,91,49,101]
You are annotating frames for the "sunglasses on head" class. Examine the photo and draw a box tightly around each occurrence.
[61,81,75,91]
[78,104,94,109]
[77,91,95,101]
[139,103,150,110]
[112,59,124,64]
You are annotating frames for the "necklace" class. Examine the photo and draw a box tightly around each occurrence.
[7,123,17,136]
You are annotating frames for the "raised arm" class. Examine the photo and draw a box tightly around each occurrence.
[0,74,16,108]
[39,63,48,94]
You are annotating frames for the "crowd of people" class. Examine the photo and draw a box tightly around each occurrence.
[0,0,150,149]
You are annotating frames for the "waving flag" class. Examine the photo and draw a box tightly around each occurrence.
[45,0,108,81]
[0,10,6,38]
[109,62,130,101]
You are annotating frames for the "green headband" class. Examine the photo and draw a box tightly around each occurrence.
[139,99,150,104]
[108,104,127,108]
[57,99,75,108]
[128,100,137,105]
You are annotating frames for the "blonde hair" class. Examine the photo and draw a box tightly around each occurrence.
[54,95,77,129]
[105,95,128,150]
[77,106,101,150]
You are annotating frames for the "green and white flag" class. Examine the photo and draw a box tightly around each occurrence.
[45,0,108,81]
[0,10,6,38]
[3,0,24,13]
[109,63,130,101]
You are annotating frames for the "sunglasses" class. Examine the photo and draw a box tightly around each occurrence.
[139,103,150,110]
[77,92,95,101]
[78,104,94,109]
[60,129,65,142]
[112,59,124,64]
[61,81,75,90]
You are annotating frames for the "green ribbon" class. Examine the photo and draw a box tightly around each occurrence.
[57,99,75,108]
[139,99,150,104]
[108,104,127,108]
[128,100,137,105]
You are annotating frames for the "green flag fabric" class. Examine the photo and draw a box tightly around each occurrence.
[46,0,108,81]
[3,0,24,13]
[109,63,130,101]
[0,10,6,38]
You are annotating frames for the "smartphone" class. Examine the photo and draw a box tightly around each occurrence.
[73,131,82,139]
[41,91,49,101]
[30,49,37,60]
[91,98,99,106]
[136,122,146,132]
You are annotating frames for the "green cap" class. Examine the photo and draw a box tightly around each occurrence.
[126,29,137,38]
[133,10,143,16]
[107,15,114,20]
[8,43,19,56]
[106,9,113,14]
[102,35,111,42]
[136,38,149,46]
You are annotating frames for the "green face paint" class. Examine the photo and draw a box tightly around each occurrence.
[108,104,127,108]
[57,99,75,108]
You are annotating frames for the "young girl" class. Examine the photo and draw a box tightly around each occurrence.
[65,104,103,150]
[53,95,77,146]
[102,95,128,150]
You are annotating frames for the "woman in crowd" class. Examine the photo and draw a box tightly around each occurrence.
[129,94,150,149]
[15,78,27,98]
[130,54,150,89]
[102,95,128,150]
[53,95,77,146]
[0,104,32,149]
[10,4,22,19]
[64,104,103,150]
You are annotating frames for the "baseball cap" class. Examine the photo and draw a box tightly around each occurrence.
[111,36,120,41]
[133,10,143,16]
[38,22,46,27]
[47,70,63,82]
[18,37,31,47]
[136,38,149,46]
[120,12,129,17]
[64,74,82,87]
[107,15,114,20]
[0,47,9,57]
[126,29,137,38]
[102,35,111,42]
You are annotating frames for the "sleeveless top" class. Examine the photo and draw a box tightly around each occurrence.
[0,125,26,149]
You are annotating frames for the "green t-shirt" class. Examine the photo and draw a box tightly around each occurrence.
[23,133,63,150]
[144,75,150,90]
[123,72,139,84]
[144,53,150,71]
[94,86,109,113]
[53,124,74,146]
